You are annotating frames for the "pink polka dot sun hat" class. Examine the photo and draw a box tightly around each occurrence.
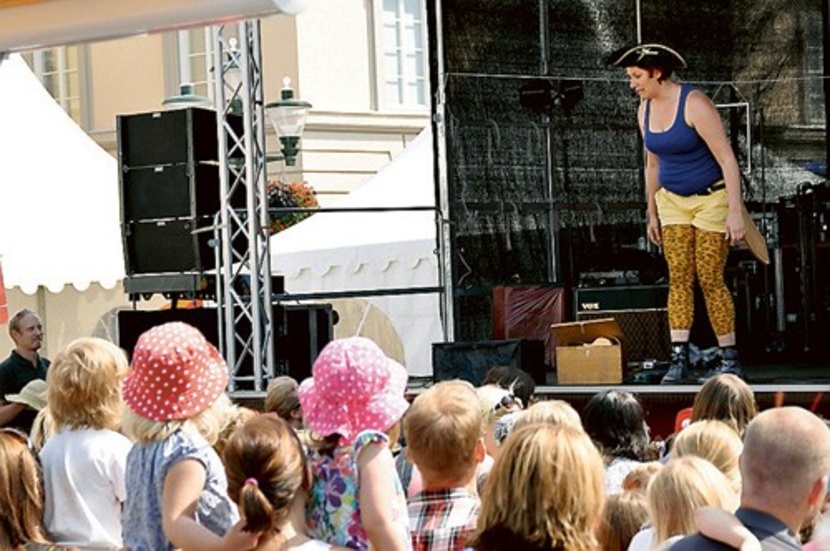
[298,336,409,442]
[123,321,229,422]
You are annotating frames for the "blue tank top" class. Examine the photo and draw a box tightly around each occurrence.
[644,84,723,196]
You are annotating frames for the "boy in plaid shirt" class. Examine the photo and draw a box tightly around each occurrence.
[405,380,484,551]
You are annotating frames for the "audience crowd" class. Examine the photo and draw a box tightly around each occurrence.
[2,309,830,551]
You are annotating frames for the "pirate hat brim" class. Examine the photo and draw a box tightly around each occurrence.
[607,43,687,70]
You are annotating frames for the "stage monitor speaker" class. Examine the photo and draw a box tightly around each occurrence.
[117,107,222,168]
[274,304,335,383]
[574,285,670,362]
[121,163,224,222]
[124,218,215,276]
[432,339,546,386]
[117,308,220,359]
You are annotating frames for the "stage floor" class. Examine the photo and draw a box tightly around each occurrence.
[546,361,830,387]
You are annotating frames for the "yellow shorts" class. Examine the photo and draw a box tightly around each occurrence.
[655,186,728,233]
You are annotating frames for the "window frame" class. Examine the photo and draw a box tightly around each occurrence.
[370,0,430,112]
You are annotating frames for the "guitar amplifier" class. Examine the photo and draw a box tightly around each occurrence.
[574,285,670,362]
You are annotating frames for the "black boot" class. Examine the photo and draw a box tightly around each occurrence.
[661,342,689,384]
[698,346,744,382]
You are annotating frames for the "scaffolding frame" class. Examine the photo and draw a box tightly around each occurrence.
[213,20,275,392]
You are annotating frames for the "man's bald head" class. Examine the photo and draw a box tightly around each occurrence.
[741,407,830,511]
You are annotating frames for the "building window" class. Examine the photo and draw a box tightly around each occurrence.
[376,0,429,109]
[804,18,825,125]
[171,26,242,101]
[25,46,88,127]
[175,28,215,100]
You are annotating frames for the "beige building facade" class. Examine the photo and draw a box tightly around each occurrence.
[2,1,431,359]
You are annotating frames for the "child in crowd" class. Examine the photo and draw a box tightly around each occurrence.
[628,456,738,551]
[671,419,743,495]
[263,375,304,430]
[223,414,341,550]
[405,380,483,550]
[691,373,757,437]
[475,384,523,460]
[511,399,583,432]
[0,428,51,549]
[299,336,411,550]
[468,424,605,550]
[40,337,133,549]
[583,389,652,495]
[597,491,649,551]
[120,322,257,551]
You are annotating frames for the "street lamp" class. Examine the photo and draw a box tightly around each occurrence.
[265,77,311,166]
[161,82,213,109]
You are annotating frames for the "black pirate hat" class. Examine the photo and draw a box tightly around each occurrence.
[607,43,687,70]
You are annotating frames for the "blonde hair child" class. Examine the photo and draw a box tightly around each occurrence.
[120,322,258,551]
[40,337,133,549]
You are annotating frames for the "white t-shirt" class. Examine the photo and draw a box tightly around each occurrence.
[40,427,133,549]
[628,527,683,551]
[294,540,334,550]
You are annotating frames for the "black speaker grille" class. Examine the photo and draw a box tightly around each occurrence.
[576,309,670,362]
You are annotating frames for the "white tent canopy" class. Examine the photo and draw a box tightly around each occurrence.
[0,54,124,293]
[270,128,442,376]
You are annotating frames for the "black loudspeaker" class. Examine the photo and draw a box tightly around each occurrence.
[274,304,335,383]
[117,304,334,388]
[124,219,214,275]
[116,308,220,359]
[121,163,221,222]
[432,339,546,386]
[117,107,220,168]
[574,285,670,362]
[117,108,246,294]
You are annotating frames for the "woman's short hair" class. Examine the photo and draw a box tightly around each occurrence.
[262,376,301,421]
[671,420,743,494]
[0,431,49,548]
[470,424,604,550]
[691,374,757,437]
[512,399,583,433]
[583,390,650,461]
[47,338,129,431]
[222,415,310,535]
[647,456,738,545]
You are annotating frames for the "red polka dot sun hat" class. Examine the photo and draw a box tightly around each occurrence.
[298,336,409,442]
[123,321,229,422]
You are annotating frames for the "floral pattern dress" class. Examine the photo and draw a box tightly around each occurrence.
[307,430,411,549]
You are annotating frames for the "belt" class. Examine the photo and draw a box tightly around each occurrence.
[693,181,726,196]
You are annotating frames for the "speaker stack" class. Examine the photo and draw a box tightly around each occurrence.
[117,107,243,297]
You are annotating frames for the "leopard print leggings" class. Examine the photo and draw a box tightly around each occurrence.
[662,225,734,337]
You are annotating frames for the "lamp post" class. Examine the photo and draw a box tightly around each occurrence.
[161,82,213,109]
[265,77,311,166]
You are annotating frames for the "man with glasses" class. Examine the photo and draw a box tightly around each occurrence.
[0,309,49,432]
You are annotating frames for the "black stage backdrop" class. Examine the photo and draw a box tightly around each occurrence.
[429,0,827,343]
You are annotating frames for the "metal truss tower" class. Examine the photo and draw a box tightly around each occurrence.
[212,20,275,392]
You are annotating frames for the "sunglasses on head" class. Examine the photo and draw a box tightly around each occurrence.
[0,427,35,452]
[492,394,523,416]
